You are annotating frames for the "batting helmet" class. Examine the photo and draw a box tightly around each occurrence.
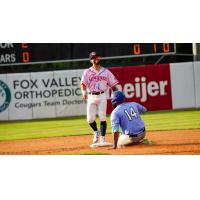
[89,52,99,60]
[111,91,125,107]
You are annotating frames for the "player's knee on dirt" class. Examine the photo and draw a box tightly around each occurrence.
[118,132,146,147]
[117,135,132,147]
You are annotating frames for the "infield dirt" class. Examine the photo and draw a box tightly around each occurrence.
[0,130,200,155]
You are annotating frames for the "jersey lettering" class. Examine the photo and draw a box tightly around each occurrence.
[81,67,119,92]
[124,107,137,121]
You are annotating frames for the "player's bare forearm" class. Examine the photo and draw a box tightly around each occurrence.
[80,83,86,91]
[113,132,119,149]
[80,83,87,100]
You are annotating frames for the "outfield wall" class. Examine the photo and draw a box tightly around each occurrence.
[170,61,200,109]
[170,62,196,109]
[194,62,200,108]
[0,62,199,120]
[0,70,86,120]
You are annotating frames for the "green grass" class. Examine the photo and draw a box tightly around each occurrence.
[0,109,199,141]
[142,109,200,131]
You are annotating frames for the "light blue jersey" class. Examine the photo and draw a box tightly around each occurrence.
[111,102,147,136]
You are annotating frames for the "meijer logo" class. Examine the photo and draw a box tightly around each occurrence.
[0,80,11,112]
[118,76,168,102]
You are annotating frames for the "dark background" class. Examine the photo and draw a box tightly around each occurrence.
[0,43,193,74]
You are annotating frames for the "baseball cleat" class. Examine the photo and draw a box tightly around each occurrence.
[93,131,99,144]
[90,142,113,148]
[90,143,97,148]
[100,136,105,144]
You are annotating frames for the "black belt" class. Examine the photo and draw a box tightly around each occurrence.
[129,134,139,138]
[89,91,104,95]
[129,128,146,137]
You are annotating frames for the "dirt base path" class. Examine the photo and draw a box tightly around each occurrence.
[0,130,200,155]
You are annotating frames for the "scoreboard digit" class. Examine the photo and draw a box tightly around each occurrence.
[21,43,30,63]
[132,43,176,55]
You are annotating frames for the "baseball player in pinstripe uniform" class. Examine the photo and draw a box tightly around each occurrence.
[111,91,147,148]
[81,52,119,146]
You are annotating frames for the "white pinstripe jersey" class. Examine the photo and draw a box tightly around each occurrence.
[81,67,119,93]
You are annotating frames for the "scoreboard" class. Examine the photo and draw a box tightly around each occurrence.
[0,43,176,66]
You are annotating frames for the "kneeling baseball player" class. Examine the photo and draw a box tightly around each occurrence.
[80,52,119,146]
[110,91,147,149]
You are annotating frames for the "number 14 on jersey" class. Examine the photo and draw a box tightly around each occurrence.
[124,107,138,120]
